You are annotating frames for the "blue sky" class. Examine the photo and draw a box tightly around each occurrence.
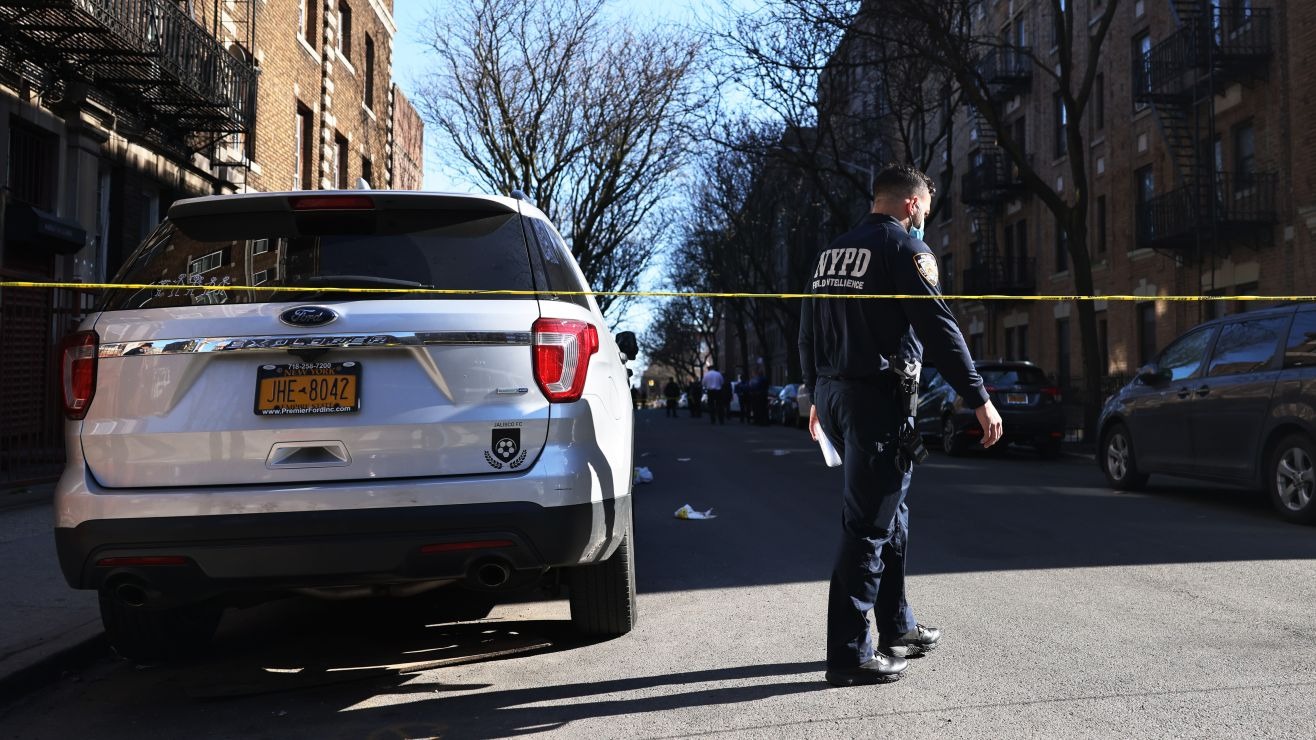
[390,0,724,192]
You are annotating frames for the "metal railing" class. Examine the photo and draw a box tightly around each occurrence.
[979,46,1033,98]
[962,256,1036,295]
[1137,171,1278,248]
[960,151,1027,205]
[1135,5,1273,100]
[0,282,99,488]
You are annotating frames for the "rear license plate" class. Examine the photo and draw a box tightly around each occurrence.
[254,362,361,416]
[1006,392,1028,405]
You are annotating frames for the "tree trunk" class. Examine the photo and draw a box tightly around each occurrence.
[1067,219,1103,442]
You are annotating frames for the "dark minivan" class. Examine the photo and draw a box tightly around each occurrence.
[1097,303,1316,524]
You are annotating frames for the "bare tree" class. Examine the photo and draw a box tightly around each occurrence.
[712,2,957,231]
[417,0,706,317]
[726,0,1122,436]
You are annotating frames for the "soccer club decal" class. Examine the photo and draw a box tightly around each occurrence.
[486,427,527,469]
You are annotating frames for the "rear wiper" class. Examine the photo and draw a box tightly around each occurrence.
[297,275,434,289]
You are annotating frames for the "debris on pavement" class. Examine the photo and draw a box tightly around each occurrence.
[635,466,654,484]
[674,504,716,520]
[677,457,691,462]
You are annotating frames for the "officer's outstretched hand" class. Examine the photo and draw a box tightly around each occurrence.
[976,401,1004,448]
[808,405,821,442]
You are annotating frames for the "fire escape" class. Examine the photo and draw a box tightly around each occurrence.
[0,0,258,161]
[961,46,1036,296]
[1132,0,1276,254]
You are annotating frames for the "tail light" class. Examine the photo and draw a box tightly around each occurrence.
[288,194,374,210]
[532,318,598,402]
[1041,386,1062,403]
[60,331,98,420]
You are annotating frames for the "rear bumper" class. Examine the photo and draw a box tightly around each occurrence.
[55,497,631,595]
[953,407,1065,442]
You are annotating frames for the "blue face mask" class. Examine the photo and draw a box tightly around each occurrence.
[908,206,925,241]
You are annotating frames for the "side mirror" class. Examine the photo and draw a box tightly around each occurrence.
[1136,364,1166,384]
[615,331,639,361]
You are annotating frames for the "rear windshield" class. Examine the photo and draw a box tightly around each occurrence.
[100,210,536,310]
[978,367,1049,386]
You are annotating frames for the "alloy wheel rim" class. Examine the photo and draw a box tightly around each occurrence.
[1107,433,1129,481]
[942,419,955,453]
[1275,447,1314,512]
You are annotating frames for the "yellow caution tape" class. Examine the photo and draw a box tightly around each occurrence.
[0,281,1306,302]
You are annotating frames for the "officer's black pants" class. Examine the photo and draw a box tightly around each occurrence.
[815,376,918,669]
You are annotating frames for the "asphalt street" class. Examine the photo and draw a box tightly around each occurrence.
[3,409,1316,739]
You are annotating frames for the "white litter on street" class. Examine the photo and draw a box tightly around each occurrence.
[674,504,716,520]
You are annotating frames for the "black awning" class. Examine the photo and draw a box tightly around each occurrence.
[4,200,87,255]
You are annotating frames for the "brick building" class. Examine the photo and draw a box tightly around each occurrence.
[817,1,1313,408]
[0,0,423,484]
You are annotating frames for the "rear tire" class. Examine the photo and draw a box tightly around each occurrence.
[1102,423,1149,491]
[99,592,223,661]
[1267,434,1316,525]
[941,416,965,457]
[568,509,637,637]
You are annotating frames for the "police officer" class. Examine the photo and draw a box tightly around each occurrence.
[799,164,1003,687]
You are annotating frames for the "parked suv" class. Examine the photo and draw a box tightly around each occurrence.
[916,361,1066,458]
[1098,303,1316,524]
[55,191,639,658]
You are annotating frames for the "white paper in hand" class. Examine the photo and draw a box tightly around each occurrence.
[817,431,842,467]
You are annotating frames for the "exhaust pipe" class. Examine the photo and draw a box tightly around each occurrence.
[472,560,512,589]
[111,580,161,608]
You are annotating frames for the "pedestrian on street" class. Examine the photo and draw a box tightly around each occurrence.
[799,164,1003,688]
[686,378,703,419]
[663,378,681,418]
[748,368,770,426]
[703,365,727,425]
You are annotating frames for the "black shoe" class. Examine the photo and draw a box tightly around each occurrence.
[824,653,908,687]
[880,623,941,658]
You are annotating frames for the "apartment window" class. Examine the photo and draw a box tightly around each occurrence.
[1137,302,1157,366]
[1234,281,1260,313]
[971,331,985,358]
[300,0,318,47]
[188,250,224,275]
[7,120,58,210]
[1204,288,1227,321]
[1052,0,1066,47]
[1133,32,1151,106]
[250,238,270,255]
[364,34,375,109]
[1093,73,1105,131]
[1053,94,1068,157]
[1096,195,1107,255]
[294,104,313,189]
[1056,318,1071,388]
[1005,325,1029,361]
[360,155,373,188]
[337,1,352,62]
[1097,315,1109,375]
[1054,215,1069,273]
[939,169,952,221]
[1014,14,1027,48]
[252,269,273,286]
[1135,165,1154,244]
[333,133,349,188]
[1012,116,1027,159]
[1233,120,1255,186]
[1003,219,1016,269]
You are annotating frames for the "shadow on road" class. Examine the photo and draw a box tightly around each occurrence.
[630,409,1316,594]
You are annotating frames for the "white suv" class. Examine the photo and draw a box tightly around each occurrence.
[54,191,638,659]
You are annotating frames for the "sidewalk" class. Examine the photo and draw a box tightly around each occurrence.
[0,485,104,702]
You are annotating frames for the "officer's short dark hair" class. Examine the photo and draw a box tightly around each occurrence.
[872,164,936,202]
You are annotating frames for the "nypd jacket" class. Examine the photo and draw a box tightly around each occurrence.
[798,213,990,409]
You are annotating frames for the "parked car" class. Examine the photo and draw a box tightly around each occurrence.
[915,361,1065,458]
[54,191,640,659]
[794,383,812,428]
[775,383,801,427]
[1098,303,1316,524]
[765,385,785,424]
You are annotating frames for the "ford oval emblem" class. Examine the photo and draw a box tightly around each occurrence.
[279,306,339,327]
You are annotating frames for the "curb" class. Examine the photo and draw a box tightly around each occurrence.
[0,626,107,705]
